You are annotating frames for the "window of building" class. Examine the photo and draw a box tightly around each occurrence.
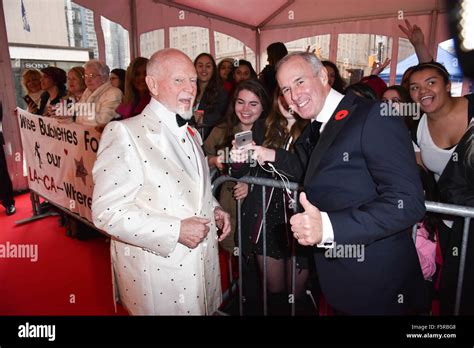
[336,33,392,86]
[169,26,209,61]
[378,38,415,85]
[437,39,464,96]
[214,31,256,71]
[260,35,330,73]
[4,0,97,108]
[140,29,165,59]
[101,16,130,69]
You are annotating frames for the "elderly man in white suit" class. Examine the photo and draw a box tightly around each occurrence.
[91,48,231,315]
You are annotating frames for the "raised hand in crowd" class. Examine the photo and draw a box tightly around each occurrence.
[305,45,316,54]
[370,57,391,76]
[290,192,323,246]
[399,19,433,63]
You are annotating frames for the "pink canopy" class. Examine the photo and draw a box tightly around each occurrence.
[0,0,455,190]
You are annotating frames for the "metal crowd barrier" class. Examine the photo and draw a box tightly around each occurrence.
[212,175,300,316]
[211,175,474,316]
[423,201,474,316]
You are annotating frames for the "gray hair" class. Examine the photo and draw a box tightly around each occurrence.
[275,51,324,76]
[84,59,110,80]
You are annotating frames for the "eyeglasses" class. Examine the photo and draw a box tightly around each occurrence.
[84,73,100,79]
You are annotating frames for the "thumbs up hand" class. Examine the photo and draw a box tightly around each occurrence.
[289,192,323,246]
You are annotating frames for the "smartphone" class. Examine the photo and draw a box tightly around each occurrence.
[234,130,253,149]
[23,95,35,105]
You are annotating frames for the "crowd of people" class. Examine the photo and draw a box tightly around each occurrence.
[6,19,473,316]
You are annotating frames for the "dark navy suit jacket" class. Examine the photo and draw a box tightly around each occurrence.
[295,91,427,315]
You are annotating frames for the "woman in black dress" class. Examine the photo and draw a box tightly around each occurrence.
[231,87,311,314]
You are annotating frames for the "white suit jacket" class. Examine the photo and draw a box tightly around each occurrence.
[92,98,222,315]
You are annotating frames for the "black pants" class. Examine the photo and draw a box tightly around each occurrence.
[0,144,15,208]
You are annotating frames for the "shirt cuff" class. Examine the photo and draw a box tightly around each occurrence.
[317,212,335,248]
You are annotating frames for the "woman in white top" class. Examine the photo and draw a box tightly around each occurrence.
[409,62,471,180]
[408,61,474,315]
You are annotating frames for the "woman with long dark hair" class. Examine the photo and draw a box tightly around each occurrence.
[203,79,270,291]
[230,86,312,314]
[116,57,150,119]
[193,53,229,140]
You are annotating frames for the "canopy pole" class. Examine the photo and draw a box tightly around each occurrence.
[93,14,106,63]
[429,9,439,61]
[329,27,338,62]
[209,19,216,60]
[256,28,261,73]
[130,0,139,59]
[0,0,28,191]
[389,36,399,86]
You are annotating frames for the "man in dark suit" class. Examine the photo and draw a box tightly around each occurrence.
[276,52,427,315]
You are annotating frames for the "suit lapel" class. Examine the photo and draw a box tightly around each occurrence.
[187,126,206,210]
[304,93,358,185]
[143,106,198,186]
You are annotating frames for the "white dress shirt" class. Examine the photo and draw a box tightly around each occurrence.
[313,88,344,248]
[148,98,199,174]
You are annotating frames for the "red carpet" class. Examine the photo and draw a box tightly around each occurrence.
[0,193,127,315]
[0,193,233,315]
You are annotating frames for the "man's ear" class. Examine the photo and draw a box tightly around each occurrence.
[146,76,158,96]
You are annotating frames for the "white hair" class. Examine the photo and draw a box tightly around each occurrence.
[84,59,110,79]
[276,51,324,76]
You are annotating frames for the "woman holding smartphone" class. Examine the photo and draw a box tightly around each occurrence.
[230,87,311,315]
[203,80,270,261]
[21,69,43,113]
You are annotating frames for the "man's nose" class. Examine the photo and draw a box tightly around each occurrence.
[185,80,195,93]
[290,89,298,102]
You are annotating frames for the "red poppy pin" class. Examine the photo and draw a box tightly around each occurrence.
[187,126,195,137]
[335,109,349,121]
